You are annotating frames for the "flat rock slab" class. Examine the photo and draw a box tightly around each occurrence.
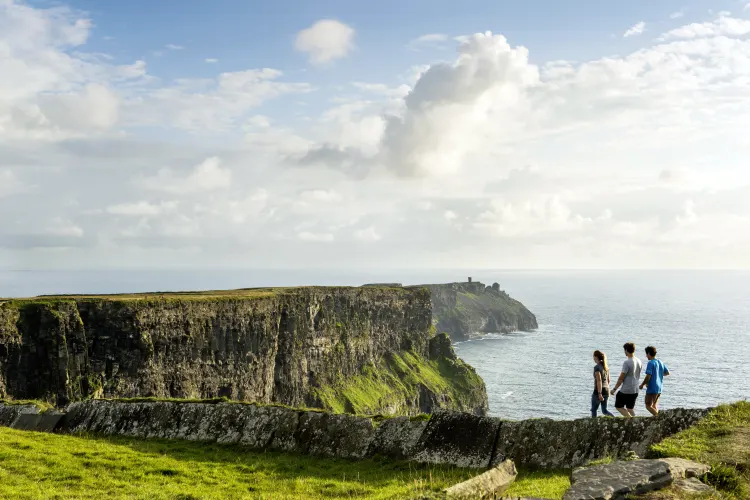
[444,459,517,499]
[563,458,712,500]
[412,410,500,468]
[564,460,673,500]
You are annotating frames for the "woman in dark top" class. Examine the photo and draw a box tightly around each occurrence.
[592,350,614,417]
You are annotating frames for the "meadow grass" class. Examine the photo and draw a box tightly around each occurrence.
[0,427,475,500]
[0,426,573,499]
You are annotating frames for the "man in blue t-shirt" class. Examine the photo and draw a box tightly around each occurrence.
[640,345,670,416]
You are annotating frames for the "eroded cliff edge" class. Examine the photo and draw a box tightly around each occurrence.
[420,280,538,342]
[0,287,487,415]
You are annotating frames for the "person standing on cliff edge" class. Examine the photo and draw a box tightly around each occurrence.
[640,345,670,416]
[611,342,643,417]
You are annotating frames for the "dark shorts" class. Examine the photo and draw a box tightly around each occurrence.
[615,392,638,409]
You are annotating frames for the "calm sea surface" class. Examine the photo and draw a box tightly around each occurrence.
[2,269,748,420]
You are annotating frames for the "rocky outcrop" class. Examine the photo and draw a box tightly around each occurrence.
[0,400,710,472]
[415,280,538,341]
[0,287,488,415]
[563,458,711,500]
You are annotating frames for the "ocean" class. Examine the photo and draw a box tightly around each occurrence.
[2,269,748,420]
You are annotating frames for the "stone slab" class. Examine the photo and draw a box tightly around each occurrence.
[674,477,713,494]
[444,459,517,499]
[35,412,64,432]
[411,410,501,469]
[11,413,43,431]
[0,404,40,427]
[660,457,711,479]
[563,460,673,500]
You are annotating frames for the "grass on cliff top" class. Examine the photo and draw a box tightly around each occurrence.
[0,427,473,500]
[0,427,571,500]
[648,401,750,499]
[1,285,420,303]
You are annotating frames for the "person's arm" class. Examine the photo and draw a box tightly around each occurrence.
[612,372,626,394]
[595,371,603,401]
[664,364,670,376]
[640,374,651,390]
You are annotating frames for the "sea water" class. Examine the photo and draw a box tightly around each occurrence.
[2,269,748,420]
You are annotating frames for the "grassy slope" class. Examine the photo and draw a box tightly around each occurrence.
[0,426,571,500]
[0,427,475,500]
[646,401,750,499]
[313,351,487,415]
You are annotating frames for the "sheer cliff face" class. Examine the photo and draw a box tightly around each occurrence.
[0,287,488,415]
[422,282,538,342]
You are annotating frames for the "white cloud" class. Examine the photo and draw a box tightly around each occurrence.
[659,14,750,40]
[125,68,312,133]
[624,22,646,38]
[4,2,750,270]
[298,231,334,242]
[166,44,183,50]
[299,189,342,203]
[354,226,381,241]
[670,11,685,19]
[0,169,24,198]
[106,201,179,216]
[205,58,219,63]
[408,33,449,50]
[294,19,355,66]
[44,219,84,238]
[140,157,231,194]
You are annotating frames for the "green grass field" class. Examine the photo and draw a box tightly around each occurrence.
[648,401,750,499]
[0,427,571,499]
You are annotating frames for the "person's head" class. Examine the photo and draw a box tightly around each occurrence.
[645,345,657,360]
[593,350,609,371]
[623,342,636,357]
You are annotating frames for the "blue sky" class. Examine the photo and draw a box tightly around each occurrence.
[52,0,733,86]
[3,0,750,270]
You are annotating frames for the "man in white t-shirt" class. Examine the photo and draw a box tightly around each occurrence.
[611,341,643,417]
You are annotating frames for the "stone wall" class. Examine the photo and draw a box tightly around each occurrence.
[0,287,486,415]
[0,400,710,470]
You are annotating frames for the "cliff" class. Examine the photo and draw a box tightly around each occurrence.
[418,280,538,341]
[0,287,488,415]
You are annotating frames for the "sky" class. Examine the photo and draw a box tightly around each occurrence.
[2,0,750,271]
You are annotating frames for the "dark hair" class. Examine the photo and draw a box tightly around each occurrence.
[645,345,657,357]
[623,342,636,354]
[593,350,609,373]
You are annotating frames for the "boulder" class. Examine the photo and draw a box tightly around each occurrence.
[444,459,517,499]
[411,410,501,468]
